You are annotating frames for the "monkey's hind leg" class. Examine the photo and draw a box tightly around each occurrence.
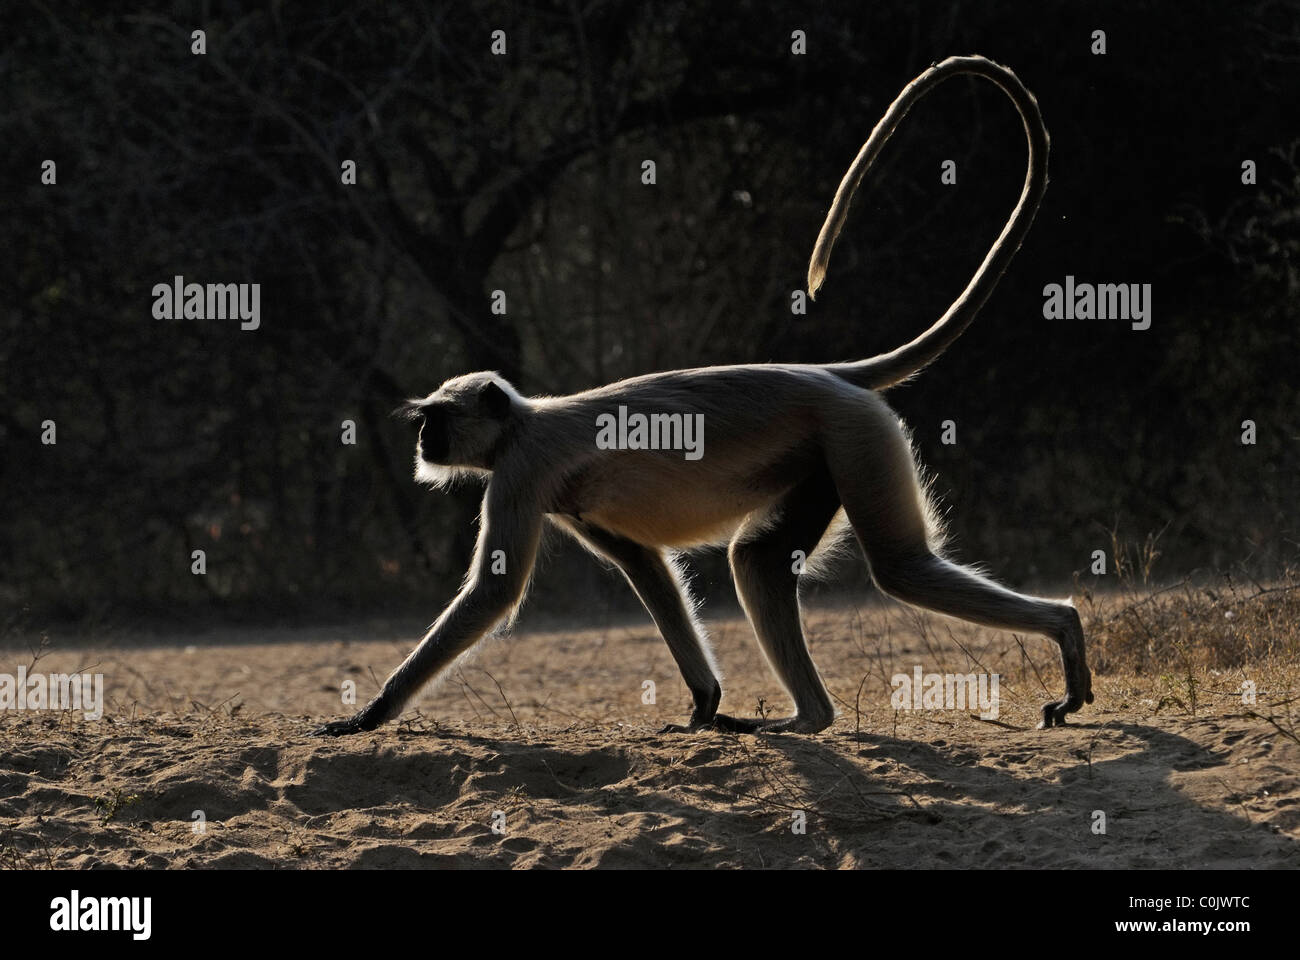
[562,521,722,732]
[712,467,842,734]
[824,400,1093,728]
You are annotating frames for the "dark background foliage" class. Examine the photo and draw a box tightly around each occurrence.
[2,1,1296,627]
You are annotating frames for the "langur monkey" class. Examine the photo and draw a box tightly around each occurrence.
[315,55,1093,738]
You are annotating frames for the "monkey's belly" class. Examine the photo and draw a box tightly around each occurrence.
[557,440,822,547]
[581,487,771,548]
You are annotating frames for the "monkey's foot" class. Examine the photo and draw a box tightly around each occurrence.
[658,716,719,734]
[660,713,830,735]
[1036,688,1094,729]
[715,713,833,734]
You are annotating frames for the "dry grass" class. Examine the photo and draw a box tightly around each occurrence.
[1066,531,1300,744]
[1080,561,1300,675]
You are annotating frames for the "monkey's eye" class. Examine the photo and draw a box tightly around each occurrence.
[423,406,447,432]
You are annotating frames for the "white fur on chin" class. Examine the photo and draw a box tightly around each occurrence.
[413,451,457,489]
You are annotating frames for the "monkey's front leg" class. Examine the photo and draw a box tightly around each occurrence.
[311,587,511,737]
[313,486,541,737]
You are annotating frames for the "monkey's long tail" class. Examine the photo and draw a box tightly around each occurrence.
[810,55,1049,392]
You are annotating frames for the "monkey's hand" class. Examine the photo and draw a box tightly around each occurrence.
[311,703,385,737]
[312,717,367,737]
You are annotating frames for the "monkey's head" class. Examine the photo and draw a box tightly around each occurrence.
[395,371,524,488]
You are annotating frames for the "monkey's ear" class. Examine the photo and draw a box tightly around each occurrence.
[480,380,513,419]
[392,400,425,422]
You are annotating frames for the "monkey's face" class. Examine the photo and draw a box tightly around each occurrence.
[416,407,451,464]
[396,373,519,485]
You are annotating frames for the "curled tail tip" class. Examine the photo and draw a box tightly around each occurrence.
[807,266,825,300]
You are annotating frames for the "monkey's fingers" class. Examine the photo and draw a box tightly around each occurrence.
[311,716,369,737]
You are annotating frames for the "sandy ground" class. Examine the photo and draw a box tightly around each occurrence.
[1,601,1297,869]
